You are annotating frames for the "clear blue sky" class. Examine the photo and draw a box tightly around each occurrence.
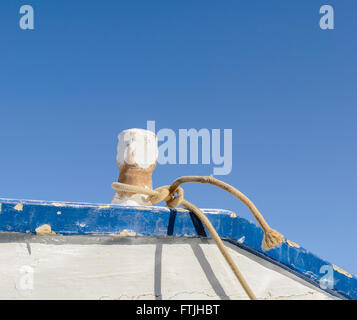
[0,1,356,273]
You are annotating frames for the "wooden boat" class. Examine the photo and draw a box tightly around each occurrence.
[0,198,355,300]
[1,128,355,300]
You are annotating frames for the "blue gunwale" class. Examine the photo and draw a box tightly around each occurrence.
[0,197,356,300]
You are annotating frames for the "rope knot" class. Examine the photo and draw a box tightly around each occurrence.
[149,185,184,209]
[149,186,170,204]
[165,186,184,208]
[261,228,285,251]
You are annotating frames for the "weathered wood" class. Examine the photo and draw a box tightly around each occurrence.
[0,198,355,300]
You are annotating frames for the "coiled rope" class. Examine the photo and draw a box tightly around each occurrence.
[112,176,285,300]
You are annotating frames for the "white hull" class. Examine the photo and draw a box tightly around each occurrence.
[1,235,335,300]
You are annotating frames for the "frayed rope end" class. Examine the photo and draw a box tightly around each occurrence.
[261,228,285,251]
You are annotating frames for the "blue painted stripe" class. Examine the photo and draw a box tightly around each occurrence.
[0,198,356,300]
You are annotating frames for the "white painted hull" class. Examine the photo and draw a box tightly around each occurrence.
[1,235,335,300]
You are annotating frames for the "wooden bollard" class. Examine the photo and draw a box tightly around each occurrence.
[112,128,158,206]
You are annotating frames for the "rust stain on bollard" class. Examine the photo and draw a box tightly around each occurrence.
[112,128,158,206]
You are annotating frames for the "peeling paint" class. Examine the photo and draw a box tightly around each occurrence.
[237,236,245,244]
[287,240,300,248]
[109,230,137,237]
[264,291,316,300]
[52,202,66,207]
[304,270,318,280]
[14,203,23,211]
[333,264,352,278]
[98,205,110,209]
[124,205,151,211]
[35,224,56,236]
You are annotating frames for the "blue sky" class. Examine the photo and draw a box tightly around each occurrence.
[0,1,356,273]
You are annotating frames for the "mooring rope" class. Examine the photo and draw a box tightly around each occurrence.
[112,176,285,300]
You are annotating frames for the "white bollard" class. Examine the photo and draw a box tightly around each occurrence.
[112,128,158,206]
